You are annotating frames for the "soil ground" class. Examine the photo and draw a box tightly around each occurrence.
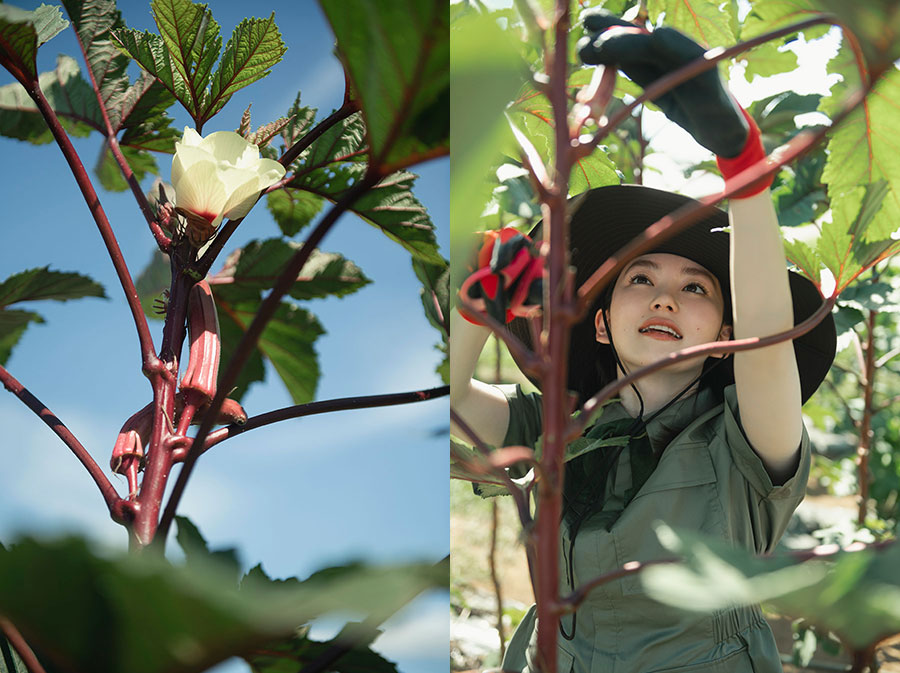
[450,480,900,673]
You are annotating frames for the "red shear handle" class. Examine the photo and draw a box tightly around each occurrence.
[459,228,543,325]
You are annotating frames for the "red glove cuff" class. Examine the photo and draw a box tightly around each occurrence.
[715,106,773,199]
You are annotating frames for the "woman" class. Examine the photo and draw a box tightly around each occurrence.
[450,12,837,673]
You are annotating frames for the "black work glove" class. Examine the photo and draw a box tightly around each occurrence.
[577,10,748,158]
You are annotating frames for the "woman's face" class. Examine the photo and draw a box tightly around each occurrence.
[595,253,731,371]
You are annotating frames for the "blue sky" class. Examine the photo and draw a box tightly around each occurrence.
[0,2,449,672]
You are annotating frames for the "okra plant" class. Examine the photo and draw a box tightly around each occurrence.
[0,1,449,672]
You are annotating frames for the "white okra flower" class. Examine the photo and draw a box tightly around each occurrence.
[172,127,286,244]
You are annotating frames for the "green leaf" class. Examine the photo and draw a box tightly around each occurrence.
[494,163,540,221]
[60,0,180,178]
[95,141,158,191]
[740,41,798,81]
[216,297,324,404]
[112,0,219,126]
[292,111,366,174]
[203,13,286,121]
[0,267,103,365]
[508,85,620,197]
[740,0,830,43]
[837,280,900,316]
[61,0,128,115]
[0,536,445,673]
[246,624,398,673]
[648,0,737,48]
[449,10,520,262]
[570,145,620,197]
[642,524,900,649]
[217,238,370,303]
[256,302,323,405]
[412,257,449,338]
[832,304,865,337]
[771,148,827,228]
[819,181,894,291]
[0,267,106,306]
[820,69,900,288]
[174,516,241,584]
[215,305,265,403]
[0,55,103,144]
[782,231,822,286]
[413,257,449,384]
[0,4,68,81]
[815,0,900,72]
[266,92,317,159]
[266,189,324,237]
[113,0,285,129]
[134,250,171,321]
[0,309,43,366]
[294,163,442,264]
[754,92,822,137]
[320,0,449,170]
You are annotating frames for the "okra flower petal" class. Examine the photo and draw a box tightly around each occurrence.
[171,126,287,235]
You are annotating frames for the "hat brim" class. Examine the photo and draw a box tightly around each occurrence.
[507,184,835,404]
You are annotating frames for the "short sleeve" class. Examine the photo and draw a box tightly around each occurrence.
[503,384,544,449]
[720,386,810,497]
[719,385,811,553]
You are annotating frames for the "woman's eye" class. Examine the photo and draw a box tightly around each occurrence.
[684,282,708,295]
[629,274,651,285]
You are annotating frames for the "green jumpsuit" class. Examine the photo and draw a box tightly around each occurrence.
[496,384,810,673]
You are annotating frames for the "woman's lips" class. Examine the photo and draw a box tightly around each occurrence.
[638,321,682,340]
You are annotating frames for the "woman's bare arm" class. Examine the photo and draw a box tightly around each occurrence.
[449,308,512,447]
[730,190,804,479]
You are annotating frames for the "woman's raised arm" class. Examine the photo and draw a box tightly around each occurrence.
[729,191,803,478]
[449,308,512,448]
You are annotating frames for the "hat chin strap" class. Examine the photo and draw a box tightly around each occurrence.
[601,308,645,427]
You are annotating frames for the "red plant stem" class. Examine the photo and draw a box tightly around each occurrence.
[25,84,159,372]
[857,310,877,526]
[278,100,358,168]
[850,645,876,673]
[107,135,170,249]
[489,499,507,662]
[0,618,47,673]
[530,2,576,670]
[635,105,646,184]
[72,29,161,239]
[154,176,379,546]
[563,558,679,609]
[457,299,541,375]
[202,385,449,450]
[0,364,121,512]
[133,257,192,546]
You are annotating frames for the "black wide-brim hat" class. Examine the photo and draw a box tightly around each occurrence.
[507,184,836,404]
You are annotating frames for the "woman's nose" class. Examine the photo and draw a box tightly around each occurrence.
[651,292,677,312]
